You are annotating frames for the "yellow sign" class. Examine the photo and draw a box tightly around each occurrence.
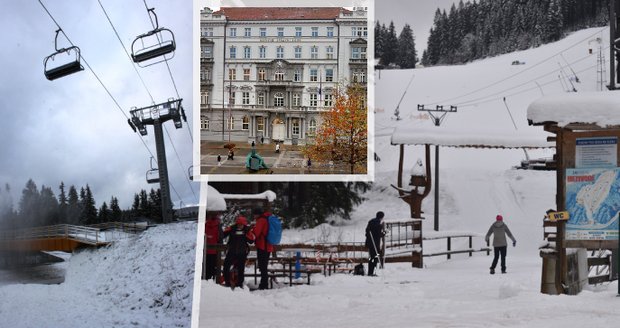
[548,211,570,221]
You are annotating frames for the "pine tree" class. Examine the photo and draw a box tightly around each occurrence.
[79,185,98,225]
[67,185,80,225]
[39,185,59,226]
[98,202,110,223]
[148,188,162,222]
[374,20,384,61]
[58,182,67,224]
[110,196,122,222]
[544,0,564,42]
[132,193,141,218]
[382,21,398,66]
[397,24,417,68]
[18,179,39,228]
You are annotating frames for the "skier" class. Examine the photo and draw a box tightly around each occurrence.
[251,207,274,290]
[222,216,255,288]
[204,213,223,280]
[365,211,385,276]
[485,214,516,274]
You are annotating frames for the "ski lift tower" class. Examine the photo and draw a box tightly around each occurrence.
[129,98,186,223]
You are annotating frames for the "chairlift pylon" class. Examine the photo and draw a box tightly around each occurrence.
[44,29,84,81]
[146,157,160,184]
[131,8,176,67]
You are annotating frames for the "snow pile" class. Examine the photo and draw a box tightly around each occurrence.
[207,185,227,211]
[222,190,277,202]
[527,91,620,127]
[0,222,197,327]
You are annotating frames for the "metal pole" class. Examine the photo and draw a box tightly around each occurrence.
[434,145,439,231]
[153,120,172,223]
[610,0,616,90]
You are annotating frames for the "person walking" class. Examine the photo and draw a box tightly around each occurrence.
[217,154,222,166]
[251,207,274,289]
[222,216,255,288]
[365,211,385,276]
[485,214,516,274]
[275,143,280,153]
[204,213,223,280]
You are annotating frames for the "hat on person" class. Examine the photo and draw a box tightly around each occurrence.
[252,207,264,216]
[496,215,503,221]
[376,211,385,219]
[236,216,248,226]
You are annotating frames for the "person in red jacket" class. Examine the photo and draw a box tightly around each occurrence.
[252,207,274,290]
[222,216,255,288]
[204,213,223,280]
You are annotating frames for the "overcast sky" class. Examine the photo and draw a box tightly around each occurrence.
[0,0,196,210]
[376,0,464,57]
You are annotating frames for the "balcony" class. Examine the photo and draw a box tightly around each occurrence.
[349,58,367,65]
[255,79,303,87]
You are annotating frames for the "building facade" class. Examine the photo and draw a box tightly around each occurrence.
[200,7,367,145]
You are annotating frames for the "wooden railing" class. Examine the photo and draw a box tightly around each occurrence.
[0,224,106,246]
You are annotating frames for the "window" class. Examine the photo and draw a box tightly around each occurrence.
[274,92,284,107]
[242,92,250,105]
[229,91,236,105]
[227,116,234,130]
[257,116,264,132]
[258,92,265,105]
[243,68,251,81]
[277,27,284,37]
[352,47,360,59]
[311,46,318,59]
[229,46,236,59]
[326,46,334,59]
[309,93,318,107]
[229,28,237,37]
[293,93,300,106]
[276,46,284,59]
[260,28,267,37]
[295,46,302,59]
[352,69,366,83]
[242,116,249,130]
[293,69,301,82]
[311,27,319,37]
[295,27,302,37]
[258,68,266,81]
[200,92,209,105]
[324,94,333,107]
[201,116,209,130]
[243,46,251,59]
[259,46,266,59]
[202,27,214,37]
[352,27,367,37]
[308,119,317,136]
[292,118,300,136]
[200,69,211,82]
[325,68,333,82]
[310,69,318,82]
[201,45,213,58]
[274,70,285,81]
[327,27,334,38]
[228,68,236,80]
[244,28,251,37]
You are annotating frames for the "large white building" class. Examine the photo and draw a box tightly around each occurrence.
[200,7,367,145]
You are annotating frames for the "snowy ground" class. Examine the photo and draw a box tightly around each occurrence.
[198,27,619,327]
[0,222,197,328]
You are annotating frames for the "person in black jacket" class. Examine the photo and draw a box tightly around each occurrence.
[365,211,385,276]
[222,216,255,287]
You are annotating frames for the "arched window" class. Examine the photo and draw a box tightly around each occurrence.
[308,119,317,136]
[242,116,249,130]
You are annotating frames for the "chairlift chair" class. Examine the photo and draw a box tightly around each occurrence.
[188,165,194,181]
[146,157,160,184]
[131,8,176,67]
[44,29,84,81]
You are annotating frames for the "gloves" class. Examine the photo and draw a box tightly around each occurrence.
[513,241,516,247]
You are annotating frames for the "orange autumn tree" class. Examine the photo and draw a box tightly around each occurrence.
[304,85,367,174]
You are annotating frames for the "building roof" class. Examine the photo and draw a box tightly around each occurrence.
[214,7,349,21]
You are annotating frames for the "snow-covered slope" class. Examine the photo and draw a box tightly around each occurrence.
[0,222,197,328]
[200,27,619,327]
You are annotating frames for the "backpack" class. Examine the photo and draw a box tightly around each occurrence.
[266,214,282,245]
[353,263,365,276]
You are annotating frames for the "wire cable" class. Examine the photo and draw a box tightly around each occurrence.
[38,0,185,205]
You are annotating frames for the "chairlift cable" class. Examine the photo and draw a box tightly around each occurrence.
[37,0,185,206]
[99,0,197,203]
[426,27,606,106]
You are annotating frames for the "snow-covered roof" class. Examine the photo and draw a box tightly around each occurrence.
[527,92,620,127]
[390,127,554,149]
[206,185,227,211]
[221,190,277,202]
